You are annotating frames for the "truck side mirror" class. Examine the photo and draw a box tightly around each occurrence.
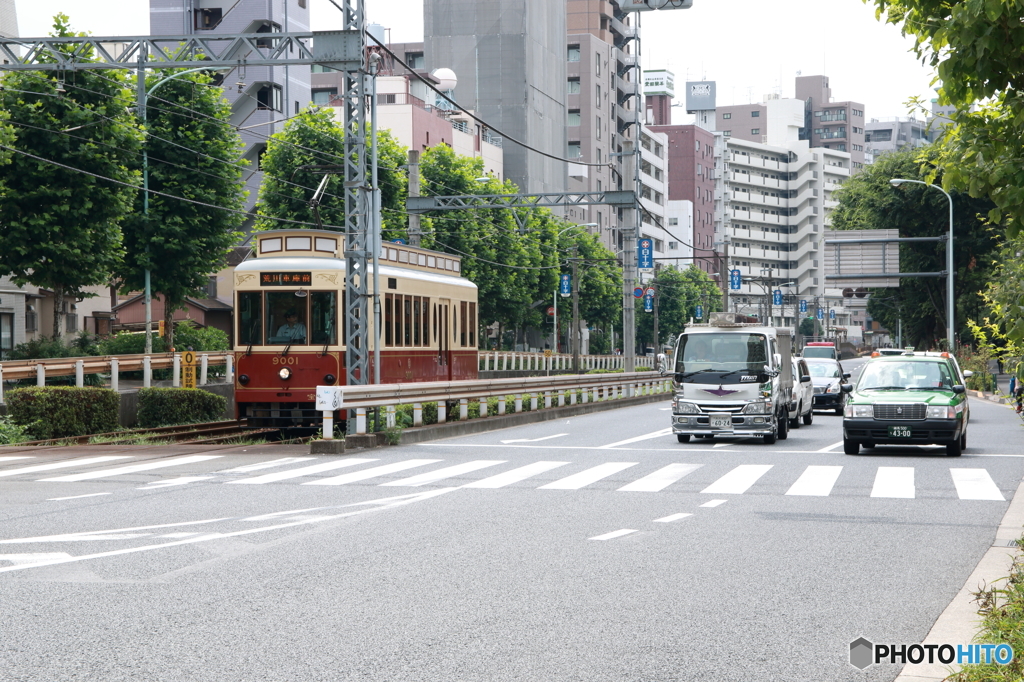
[656,353,667,374]
[800,375,811,383]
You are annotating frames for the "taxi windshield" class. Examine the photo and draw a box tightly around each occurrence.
[674,333,768,374]
[858,361,954,390]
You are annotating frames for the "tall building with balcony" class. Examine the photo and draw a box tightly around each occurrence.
[864,117,929,157]
[714,99,856,336]
[149,0,312,214]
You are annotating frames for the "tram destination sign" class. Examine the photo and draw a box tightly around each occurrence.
[261,272,312,286]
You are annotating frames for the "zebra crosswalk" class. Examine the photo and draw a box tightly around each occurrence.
[1,453,1010,502]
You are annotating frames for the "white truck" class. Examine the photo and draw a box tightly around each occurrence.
[662,312,794,444]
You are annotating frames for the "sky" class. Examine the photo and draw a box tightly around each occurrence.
[15,0,937,122]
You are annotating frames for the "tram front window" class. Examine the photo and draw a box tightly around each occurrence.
[310,292,337,345]
[238,292,263,345]
[266,292,308,345]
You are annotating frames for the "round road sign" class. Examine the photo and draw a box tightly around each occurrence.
[633,287,645,298]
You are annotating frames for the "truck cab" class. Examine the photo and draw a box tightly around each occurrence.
[668,312,794,444]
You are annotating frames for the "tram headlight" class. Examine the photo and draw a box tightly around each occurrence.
[324,373,336,385]
[238,374,250,385]
[278,367,292,380]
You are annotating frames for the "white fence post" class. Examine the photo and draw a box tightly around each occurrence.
[581,386,588,404]
[413,403,423,427]
[143,356,152,388]
[478,397,487,417]
[322,410,334,439]
[75,360,84,388]
[557,390,565,407]
[497,395,506,415]
[570,389,576,406]
[356,407,367,434]
[515,394,523,413]
[437,401,447,424]
[36,364,44,387]
[460,398,468,420]
[530,394,538,411]
[110,357,119,392]
[173,354,181,388]
[386,405,396,428]
[544,391,551,409]
[200,355,209,385]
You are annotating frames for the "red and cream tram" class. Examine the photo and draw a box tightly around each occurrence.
[233,229,479,428]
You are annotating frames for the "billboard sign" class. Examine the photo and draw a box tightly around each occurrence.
[686,80,716,113]
[638,238,654,270]
[643,69,675,97]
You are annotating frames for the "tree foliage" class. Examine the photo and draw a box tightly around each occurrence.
[118,67,247,350]
[830,147,998,349]
[637,266,722,350]
[0,14,140,336]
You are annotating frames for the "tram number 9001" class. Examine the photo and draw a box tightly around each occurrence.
[272,356,299,366]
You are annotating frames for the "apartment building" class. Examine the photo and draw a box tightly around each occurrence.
[714,99,857,337]
[864,117,929,157]
[638,127,670,277]
[149,0,312,213]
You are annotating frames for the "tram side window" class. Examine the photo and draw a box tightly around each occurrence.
[403,296,413,346]
[421,298,430,347]
[460,301,468,346]
[385,294,394,346]
[469,302,476,347]
[310,292,337,345]
[239,292,263,345]
[413,296,421,346]
[266,291,308,345]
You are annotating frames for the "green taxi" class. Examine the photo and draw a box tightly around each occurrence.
[841,352,970,456]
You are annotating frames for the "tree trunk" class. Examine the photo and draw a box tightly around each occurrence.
[164,299,175,352]
[53,288,64,339]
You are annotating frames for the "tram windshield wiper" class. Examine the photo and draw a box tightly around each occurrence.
[281,338,294,357]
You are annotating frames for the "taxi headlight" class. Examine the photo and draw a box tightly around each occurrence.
[673,401,699,414]
[845,404,873,418]
[926,405,956,419]
[742,401,770,414]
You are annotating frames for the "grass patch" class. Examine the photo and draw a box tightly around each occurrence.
[87,433,173,446]
[947,537,1024,680]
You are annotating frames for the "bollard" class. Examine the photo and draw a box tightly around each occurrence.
[356,407,367,434]
[569,390,576,406]
[386,405,396,428]
[530,394,538,411]
[173,354,181,388]
[544,391,551,409]
[110,357,119,392]
[479,397,487,418]
[322,410,334,439]
[582,387,588,404]
[226,354,234,383]
[75,360,84,388]
[36,363,44,387]
[460,398,468,421]
[515,394,522,413]
[498,396,506,415]
[143,356,152,388]
[557,391,564,407]
[437,402,447,424]
[200,355,209,386]
[413,403,423,427]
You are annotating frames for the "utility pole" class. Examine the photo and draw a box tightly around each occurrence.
[572,249,580,374]
[622,139,638,372]
[720,239,730,313]
[652,284,659,357]
[407,150,421,246]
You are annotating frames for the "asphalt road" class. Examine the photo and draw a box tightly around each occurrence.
[2,357,1023,681]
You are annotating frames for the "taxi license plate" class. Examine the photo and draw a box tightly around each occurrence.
[710,414,732,430]
[888,425,912,438]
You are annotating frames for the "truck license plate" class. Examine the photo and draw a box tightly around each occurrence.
[888,425,912,438]
[710,414,732,430]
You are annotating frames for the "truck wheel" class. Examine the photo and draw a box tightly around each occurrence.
[763,430,777,444]
[777,412,789,440]
[790,404,801,429]
[676,434,691,443]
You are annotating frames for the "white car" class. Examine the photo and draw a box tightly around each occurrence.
[788,357,814,428]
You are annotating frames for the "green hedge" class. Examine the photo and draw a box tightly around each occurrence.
[137,388,227,428]
[6,387,120,440]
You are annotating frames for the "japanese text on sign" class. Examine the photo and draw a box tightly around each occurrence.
[261,272,312,286]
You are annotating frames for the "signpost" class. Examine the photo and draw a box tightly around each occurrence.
[643,290,654,312]
[817,308,824,321]
[830,309,836,320]
[181,350,197,389]
[559,273,571,298]
[729,269,741,291]
[695,304,703,319]
[633,287,645,299]
[637,239,654,271]
[799,299,808,313]
[773,289,783,306]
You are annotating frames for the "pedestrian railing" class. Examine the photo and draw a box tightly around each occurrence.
[478,352,628,372]
[317,371,669,437]
[0,352,233,404]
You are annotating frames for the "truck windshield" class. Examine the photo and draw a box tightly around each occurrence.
[674,333,768,375]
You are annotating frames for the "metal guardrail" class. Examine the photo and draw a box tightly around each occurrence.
[479,352,628,372]
[318,371,669,436]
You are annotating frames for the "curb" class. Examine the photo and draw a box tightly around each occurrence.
[892,479,1024,681]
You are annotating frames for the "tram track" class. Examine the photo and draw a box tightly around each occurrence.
[0,419,281,449]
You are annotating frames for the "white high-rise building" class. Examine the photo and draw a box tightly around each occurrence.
[0,0,17,39]
[714,99,856,338]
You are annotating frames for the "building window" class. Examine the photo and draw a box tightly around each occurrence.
[567,45,580,62]
[596,115,601,139]
[722,112,731,119]
[751,110,760,117]
[596,84,601,107]
[751,128,760,135]
[723,130,731,137]
[311,64,337,73]
[0,313,11,359]
[596,53,601,76]
[406,53,425,69]
[312,89,336,106]
[256,84,283,111]
[568,78,580,94]
[669,217,678,226]
[568,142,581,159]
[568,109,581,126]
[668,241,678,250]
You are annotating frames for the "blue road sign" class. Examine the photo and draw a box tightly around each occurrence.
[830,309,836,320]
[799,299,808,313]
[695,305,703,319]
[633,286,645,299]
[637,239,654,270]
[729,269,741,290]
[391,238,407,245]
[817,308,824,320]
[559,273,571,297]
[773,289,783,306]
[643,292,654,312]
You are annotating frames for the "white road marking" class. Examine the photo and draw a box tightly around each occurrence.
[0,532,154,543]
[950,469,1004,501]
[500,433,568,444]
[0,456,133,479]
[618,463,702,492]
[700,465,773,494]
[463,461,570,489]
[700,499,727,507]
[218,457,315,473]
[0,517,231,545]
[228,458,376,484]
[653,513,692,523]
[658,408,671,411]
[598,428,673,449]
[139,476,215,489]
[871,467,915,498]
[0,553,73,565]
[539,462,638,490]
[0,456,34,462]
[816,441,844,453]
[158,533,203,538]
[418,443,842,454]
[40,455,223,482]
[46,492,112,501]
[785,466,844,497]
[381,460,506,487]
[713,443,732,449]
[304,459,442,486]
[589,529,638,541]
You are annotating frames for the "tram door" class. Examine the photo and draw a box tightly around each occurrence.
[438,298,451,380]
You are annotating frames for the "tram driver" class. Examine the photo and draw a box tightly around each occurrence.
[275,310,307,343]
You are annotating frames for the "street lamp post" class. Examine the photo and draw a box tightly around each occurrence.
[890,178,955,350]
